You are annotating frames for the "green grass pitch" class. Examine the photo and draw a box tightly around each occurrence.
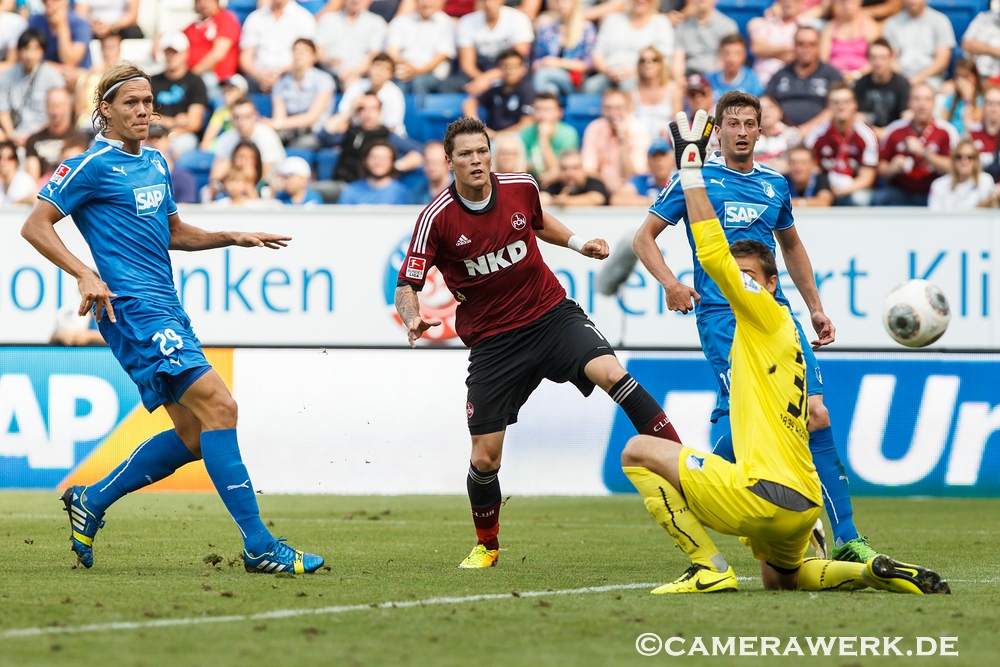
[1,493,998,666]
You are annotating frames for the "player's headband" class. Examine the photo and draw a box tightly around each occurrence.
[101,76,148,102]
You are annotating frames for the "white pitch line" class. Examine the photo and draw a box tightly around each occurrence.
[0,582,656,640]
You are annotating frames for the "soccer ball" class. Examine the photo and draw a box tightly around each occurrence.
[882,279,951,348]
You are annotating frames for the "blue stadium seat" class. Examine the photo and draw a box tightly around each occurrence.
[316,148,341,180]
[399,169,426,190]
[415,93,467,143]
[716,0,771,38]
[403,94,419,137]
[564,93,602,139]
[175,150,214,194]
[249,92,272,118]
[930,0,988,45]
[299,0,326,14]
[228,0,256,24]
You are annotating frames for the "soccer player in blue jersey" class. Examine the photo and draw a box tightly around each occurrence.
[21,62,324,575]
[633,91,875,564]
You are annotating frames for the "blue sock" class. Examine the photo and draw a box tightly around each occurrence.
[809,426,859,546]
[85,429,197,515]
[200,428,272,554]
[710,416,735,463]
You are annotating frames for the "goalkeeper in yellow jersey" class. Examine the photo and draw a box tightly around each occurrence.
[620,110,951,595]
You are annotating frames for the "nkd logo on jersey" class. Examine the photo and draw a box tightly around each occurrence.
[134,184,166,216]
[724,201,768,228]
[465,240,528,276]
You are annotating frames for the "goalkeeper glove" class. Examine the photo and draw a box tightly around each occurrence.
[668,110,715,190]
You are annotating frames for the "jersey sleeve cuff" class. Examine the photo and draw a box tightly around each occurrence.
[36,193,67,217]
[647,206,679,226]
[396,278,423,292]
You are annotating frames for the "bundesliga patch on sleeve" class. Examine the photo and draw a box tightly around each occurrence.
[406,256,426,280]
[741,272,761,294]
[51,163,71,184]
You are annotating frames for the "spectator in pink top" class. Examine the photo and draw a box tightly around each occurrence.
[748,0,805,87]
[820,0,881,85]
[580,87,651,193]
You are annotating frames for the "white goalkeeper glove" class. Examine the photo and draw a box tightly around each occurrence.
[668,110,715,190]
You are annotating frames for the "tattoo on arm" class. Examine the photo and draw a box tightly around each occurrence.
[394,285,421,324]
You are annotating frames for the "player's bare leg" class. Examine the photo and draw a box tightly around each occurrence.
[621,435,736,593]
[460,431,505,568]
[584,355,684,443]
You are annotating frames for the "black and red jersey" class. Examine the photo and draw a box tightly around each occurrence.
[397,172,566,347]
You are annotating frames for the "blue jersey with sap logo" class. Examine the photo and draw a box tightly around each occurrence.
[38,134,180,305]
[648,154,795,316]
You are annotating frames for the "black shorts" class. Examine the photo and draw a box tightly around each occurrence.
[465,299,616,435]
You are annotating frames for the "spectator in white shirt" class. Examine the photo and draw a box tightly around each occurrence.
[455,0,534,96]
[267,38,336,149]
[331,53,407,135]
[385,0,456,97]
[962,8,1000,83]
[316,0,387,91]
[238,0,316,93]
[0,9,26,74]
[585,0,677,94]
[882,0,955,90]
[210,97,286,183]
[928,139,996,209]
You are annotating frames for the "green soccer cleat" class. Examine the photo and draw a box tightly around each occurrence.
[863,555,951,595]
[61,486,105,569]
[458,544,499,569]
[651,564,738,594]
[832,535,879,563]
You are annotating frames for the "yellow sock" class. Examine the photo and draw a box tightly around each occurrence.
[797,558,868,591]
[623,466,726,572]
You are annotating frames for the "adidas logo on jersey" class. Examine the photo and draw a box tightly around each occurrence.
[456,234,472,246]
[724,201,768,228]
[134,184,166,216]
[464,240,528,276]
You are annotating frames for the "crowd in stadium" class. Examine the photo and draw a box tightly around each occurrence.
[0,0,998,208]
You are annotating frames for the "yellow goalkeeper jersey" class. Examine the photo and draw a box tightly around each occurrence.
[691,217,822,506]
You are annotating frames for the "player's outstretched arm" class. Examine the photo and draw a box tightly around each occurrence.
[633,212,700,314]
[21,200,117,323]
[672,110,783,333]
[775,225,836,348]
[167,214,292,252]
[394,284,442,348]
[537,210,609,259]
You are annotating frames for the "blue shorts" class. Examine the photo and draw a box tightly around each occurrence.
[98,297,212,411]
[697,308,824,422]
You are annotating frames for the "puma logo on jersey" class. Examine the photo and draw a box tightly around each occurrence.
[456,234,471,246]
[134,184,166,216]
[112,166,127,176]
[710,178,725,187]
[724,202,768,228]
[464,240,528,276]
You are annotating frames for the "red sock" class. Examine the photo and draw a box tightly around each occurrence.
[643,412,682,443]
[472,501,501,550]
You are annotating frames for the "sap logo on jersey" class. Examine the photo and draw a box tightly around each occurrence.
[724,201,768,228]
[465,240,528,276]
[134,184,166,216]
